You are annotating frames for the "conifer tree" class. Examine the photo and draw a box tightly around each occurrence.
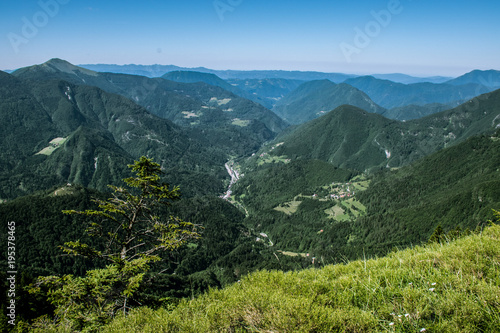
[61,156,200,264]
[428,224,444,243]
[29,156,200,331]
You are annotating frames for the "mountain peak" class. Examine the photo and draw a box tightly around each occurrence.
[42,58,98,77]
[445,69,500,88]
[13,58,98,78]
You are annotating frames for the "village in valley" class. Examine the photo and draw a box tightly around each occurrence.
[218,149,371,265]
[274,176,370,222]
[220,140,371,223]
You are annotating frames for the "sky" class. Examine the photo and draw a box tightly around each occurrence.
[1,0,500,77]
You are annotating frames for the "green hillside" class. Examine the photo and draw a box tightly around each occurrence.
[267,89,500,171]
[0,72,227,199]
[13,59,288,157]
[230,129,500,264]
[162,70,269,107]
[270,105,395,170]
[382,103,450,121]
[272,80,385,124]
[103,223,500,333]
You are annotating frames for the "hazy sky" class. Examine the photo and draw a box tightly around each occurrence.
[1,0,499,76]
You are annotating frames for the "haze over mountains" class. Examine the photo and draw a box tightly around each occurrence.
[77,60,499,122]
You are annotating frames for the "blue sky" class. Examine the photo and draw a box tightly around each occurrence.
[1,0,499,76]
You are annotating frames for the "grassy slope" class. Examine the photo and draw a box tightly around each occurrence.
[104,224,500,333]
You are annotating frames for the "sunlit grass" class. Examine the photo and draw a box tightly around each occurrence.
[104,225,500,332]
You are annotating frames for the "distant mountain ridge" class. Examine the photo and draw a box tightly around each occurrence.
[344,75,493,109]
[8,61,500,87]
[15,60,498,124]
[371,73,452,84]
[77,63,459,84]
[445,69,500,89]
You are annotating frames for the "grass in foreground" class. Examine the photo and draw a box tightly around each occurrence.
[103,224,500,333]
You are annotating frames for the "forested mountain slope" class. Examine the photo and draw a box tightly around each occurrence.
[272,79,385,124]
[266,89,500,171]
[231,130,500,264]
[162,70,269,107]
[226,78,304,109]
[12,59,288,157]
[0,71,227,200]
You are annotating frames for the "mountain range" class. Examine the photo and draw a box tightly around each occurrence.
[445,69,500,89]
[1,58,500,330]
[0,68,228,200]
[11,59,499,124]
[344,75,493,109]
[11,59,288,157]
[265,88,500,171]
[77,63,457,84]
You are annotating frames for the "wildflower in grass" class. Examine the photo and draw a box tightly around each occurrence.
[389,322,394,326]
[405,313,410,318]
[420,329,427,332]
[429,288,435,292]
[431,282,436,286]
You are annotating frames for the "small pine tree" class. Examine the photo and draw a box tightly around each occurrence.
[29,156,200,331]
[61,156,199,264]
[428,224,444,243]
